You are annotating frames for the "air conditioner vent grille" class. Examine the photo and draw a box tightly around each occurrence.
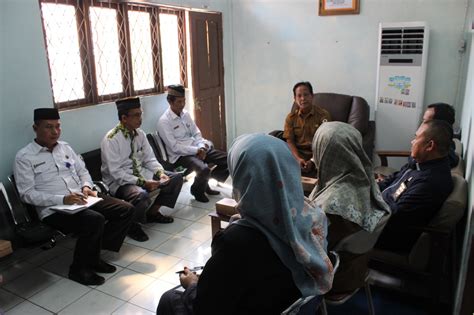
[381,27,424,55]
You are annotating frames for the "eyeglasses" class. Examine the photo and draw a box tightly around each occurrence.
[127,111,144,118]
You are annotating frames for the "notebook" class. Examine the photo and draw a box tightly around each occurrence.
[51,196,103,215]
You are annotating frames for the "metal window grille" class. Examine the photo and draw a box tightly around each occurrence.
[39,0,186,110]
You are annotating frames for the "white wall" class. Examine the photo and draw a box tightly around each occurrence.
[230,0,468,136]
[0,0,470,184]
[0,0,233,183]
[455,0,474,312]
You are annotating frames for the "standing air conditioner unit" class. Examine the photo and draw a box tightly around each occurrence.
[375,22,429,161]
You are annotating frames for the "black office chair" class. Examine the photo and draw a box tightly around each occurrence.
[7,175,61,249]
[147,132,191,177]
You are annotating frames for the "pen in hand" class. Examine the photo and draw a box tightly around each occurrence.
[175,266,204,274]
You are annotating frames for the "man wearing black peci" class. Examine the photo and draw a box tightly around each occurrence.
[14,108,135,286]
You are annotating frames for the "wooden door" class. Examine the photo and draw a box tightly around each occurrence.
[189,11,226,151]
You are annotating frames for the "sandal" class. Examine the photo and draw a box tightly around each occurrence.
[147,212,174,224]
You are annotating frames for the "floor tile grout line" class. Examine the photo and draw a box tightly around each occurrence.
[33,283,92,314]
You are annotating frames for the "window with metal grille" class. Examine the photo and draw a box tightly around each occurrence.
[39,0,187,110]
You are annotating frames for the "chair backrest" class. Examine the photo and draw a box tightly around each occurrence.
[281,251,337,315]
[8,175,36,224]
[289,93,369,135]
[146,132,175,171]
[334,210,391,255]
[451,139,464,177]
[7,175,59,248]
[409,173,468,268]
[80,148,103,181]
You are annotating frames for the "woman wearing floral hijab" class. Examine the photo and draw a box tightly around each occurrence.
[310,122,390,298]
[157,133,333,314]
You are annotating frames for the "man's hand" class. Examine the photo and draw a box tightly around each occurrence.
[82,186,97,198]
[302,160,315,172]
[197,147,207,160]
[179,267,199,289]
[144,180,160,192]
[375,174,385,183]
[63,193,87,205]
[158,174,170,187]
[297,157,306,169]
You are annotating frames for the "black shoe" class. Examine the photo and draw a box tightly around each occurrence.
[128,224,149,242]
[205,187,220,195]
[94,260,117,273]
[191,186,210,203]
[69,268,105,286]
[147,212,174,224]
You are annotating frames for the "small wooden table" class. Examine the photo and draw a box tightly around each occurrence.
[210,198,238,237]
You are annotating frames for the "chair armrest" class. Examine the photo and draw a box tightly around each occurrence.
[405,225,450,236]
[376,150,410,166]
[93,181,110,195]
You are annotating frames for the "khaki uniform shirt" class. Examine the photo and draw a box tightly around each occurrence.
[283,105,331,160]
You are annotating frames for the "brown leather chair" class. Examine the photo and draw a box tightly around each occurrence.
[279,92,376,159]
[369,172,467,309]
[312,93,374,159]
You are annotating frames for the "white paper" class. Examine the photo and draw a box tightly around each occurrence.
[51,196,102,213]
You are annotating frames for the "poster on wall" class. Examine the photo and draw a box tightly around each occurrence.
[319,0,360,16]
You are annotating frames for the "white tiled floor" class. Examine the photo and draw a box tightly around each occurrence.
[0,178,232,314]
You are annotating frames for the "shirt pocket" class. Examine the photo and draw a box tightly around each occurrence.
[172,124,187,139]
[293,125,303,138]
[134,150,145,162]
[33,161,53,182]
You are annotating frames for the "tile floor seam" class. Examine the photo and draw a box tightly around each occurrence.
[29,284,91,314]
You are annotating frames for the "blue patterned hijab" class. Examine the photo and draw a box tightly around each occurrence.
[229,133,334,297]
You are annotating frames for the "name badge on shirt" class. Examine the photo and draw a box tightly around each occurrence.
[392,182,407,201]
[33,161,46,169]
[392,176,413,201]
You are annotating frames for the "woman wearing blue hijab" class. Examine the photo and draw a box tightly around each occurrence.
[157,133,333,314]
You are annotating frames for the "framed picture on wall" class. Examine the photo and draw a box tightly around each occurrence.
[319,0,360,16]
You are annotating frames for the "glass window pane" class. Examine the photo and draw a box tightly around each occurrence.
[89,7,123,96]
[159,13,181,86]
[41,3,85,103]
[128,10,154,91]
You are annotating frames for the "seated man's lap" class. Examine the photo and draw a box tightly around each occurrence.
[44,209,105,234]
[176,155,208,174]
[115,184,149,205]
[89,195,134,220]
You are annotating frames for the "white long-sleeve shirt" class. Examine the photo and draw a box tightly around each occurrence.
[14,140,93,220]
[156,108,207,163]
[101,124,164,195]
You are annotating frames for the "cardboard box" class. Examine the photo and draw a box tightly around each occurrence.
[215,198,238,216]
[0,240,12,258]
